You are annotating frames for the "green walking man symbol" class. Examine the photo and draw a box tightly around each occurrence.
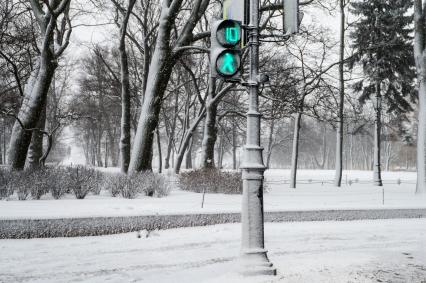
[220,52,236,75]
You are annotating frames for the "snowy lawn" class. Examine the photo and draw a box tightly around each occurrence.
[0,219,425,283]
[0,170,425,220]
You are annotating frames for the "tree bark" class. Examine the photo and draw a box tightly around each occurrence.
[8,55,56,170]
[217,133,224,169]
[27,102,47,168]
[118,0,136,173]
[334,0,345,187]
[289,112,302,189]
[414,0,426,194]
[156,126,162,173]
[165,92,179,169]
[185,137,193,169]
[200,77,218,169]
[7,0,70,170]
[232,122,237,170]
[0,121,3,165]
[129,0,210,173]
[373,83,383,186]
[265,119,275,169]
[174,108,206,174]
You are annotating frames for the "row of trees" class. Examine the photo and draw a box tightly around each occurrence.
[0,0,424,192]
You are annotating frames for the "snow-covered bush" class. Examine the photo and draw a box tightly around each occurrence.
[49,168,68,199]
[103,173,125,197]
[10,169,34,200]
[103,172,171,199]
[65,166,97,199]
[1,167,64,200]
[179,169,242,194]
[30,168,53,200]
[0,168,13,199]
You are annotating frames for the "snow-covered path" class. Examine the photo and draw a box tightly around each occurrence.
[1,169,425,220]
[1,219,425,283]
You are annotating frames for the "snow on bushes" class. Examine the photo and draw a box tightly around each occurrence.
[179,169,242,194]
[0,166,171,200]
[103,171,171,198]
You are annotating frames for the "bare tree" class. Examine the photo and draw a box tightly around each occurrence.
[8,0,72,170]
[129,0,210,172]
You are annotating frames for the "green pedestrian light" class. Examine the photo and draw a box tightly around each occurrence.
[211,19,242,81]
[217,51,240,76]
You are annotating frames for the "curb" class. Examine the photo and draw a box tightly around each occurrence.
[1,208,426,239]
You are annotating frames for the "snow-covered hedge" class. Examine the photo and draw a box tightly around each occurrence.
[103,171,171,198]
[1,209,426,239]
[179,169,242,194]
[0,166,170,200]
[0,213,241,239]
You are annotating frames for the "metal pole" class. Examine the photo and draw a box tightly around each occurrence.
[239,0,276,276]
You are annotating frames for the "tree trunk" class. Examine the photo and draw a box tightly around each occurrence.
[417,78,426,193]
[129,0,210,173]
[200,77,218,169]
[165,92,179,169]
[414,0,426,194]
[104,136,108,168]
[175,108,206,174]
[0,118,5,165]
[385,142,391,171]
[156,127,162,173]
[290,112,302,188]
[27,102,47,168]
[185,137,193,169]
[0,121,3,165]
[232,122,237,170]
[335,0,345,187]
[8,54,56,170]
[373,83,383,186]
[128,7,176,172]
[217,133,224,169]
[118,0,136,173]
[265,119,275,169]
[349,134,354,170]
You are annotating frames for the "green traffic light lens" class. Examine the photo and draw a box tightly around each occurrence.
[225,27,239,45]
[217,20,241,47]
[216,51,240,76]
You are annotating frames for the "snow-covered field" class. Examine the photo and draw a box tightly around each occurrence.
[1,219,425,283]
[1,170,425,220]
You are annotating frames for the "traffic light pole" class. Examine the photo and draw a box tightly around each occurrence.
[239,0,276,276]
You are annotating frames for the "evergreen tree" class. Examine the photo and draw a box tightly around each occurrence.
[348,0,416,185]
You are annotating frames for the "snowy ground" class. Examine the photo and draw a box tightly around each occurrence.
[1,170,425,220]
[1,219,425,283]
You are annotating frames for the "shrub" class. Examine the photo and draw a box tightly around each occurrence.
[30,168,52,200]
[66,166,97,199]
[103,173,125,197]
[91,171,104,195]
[48,168,68,199]
[103,171,171,199]
[2,167,66,200]
[179,169,242,194]
[10,169,35,200]
[0,168,13,199]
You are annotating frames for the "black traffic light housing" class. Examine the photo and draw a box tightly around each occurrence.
[210,19,242,82]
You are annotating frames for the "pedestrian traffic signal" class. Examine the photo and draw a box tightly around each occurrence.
[211,20,242,82]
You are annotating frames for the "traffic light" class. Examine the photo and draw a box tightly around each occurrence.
[210,19,242,82]
[283,0,302,35]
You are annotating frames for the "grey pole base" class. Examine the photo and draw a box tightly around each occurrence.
[239,249,277,276]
